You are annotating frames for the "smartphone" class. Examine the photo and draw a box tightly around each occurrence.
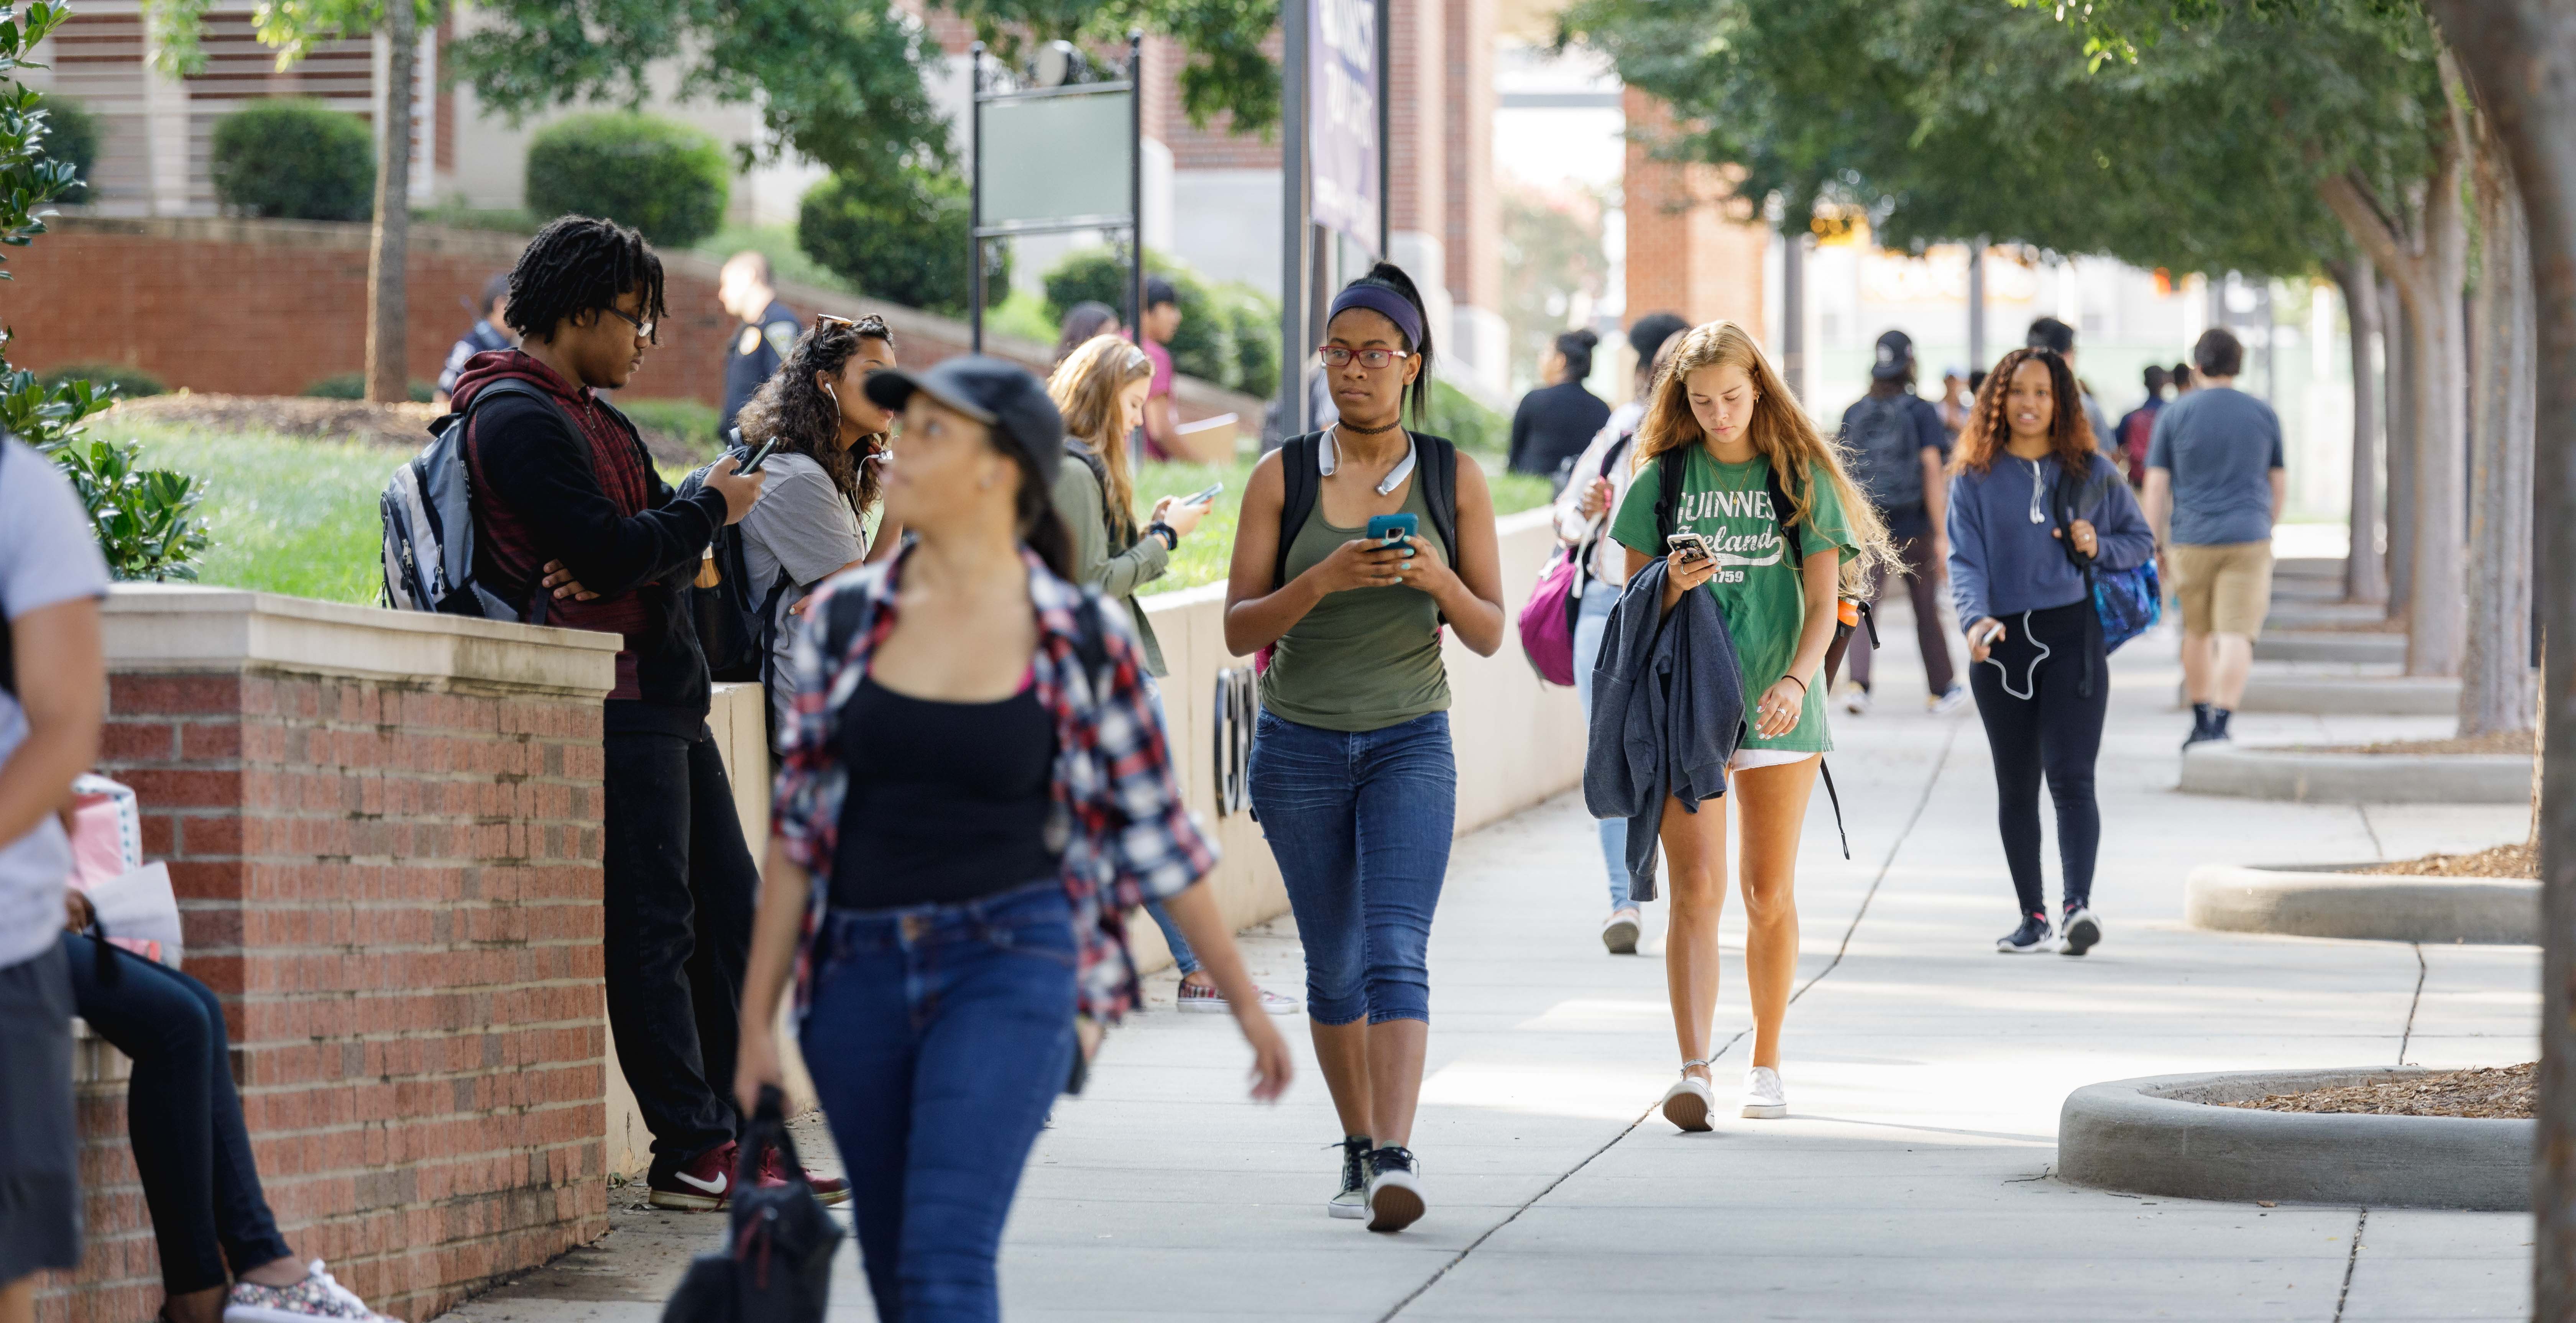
[1974,619,2008,647]
[1666,532,1714,563]
[1367,512,1419,547]
[736,436,783,474]
[1183,481,1224,506]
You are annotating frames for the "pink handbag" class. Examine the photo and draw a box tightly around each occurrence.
[1516,542,1585,687]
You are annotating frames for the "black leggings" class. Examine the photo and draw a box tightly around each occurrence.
[62,932,292,1293]
[1967,599,2109,917]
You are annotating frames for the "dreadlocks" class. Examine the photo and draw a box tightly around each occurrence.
[505,215,667,345]
[732,314,894,522]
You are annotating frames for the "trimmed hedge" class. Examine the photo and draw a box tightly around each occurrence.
[303,373,433,403]
[1041,249,1281,399]
[38,98,99,205]
[525,113,729,249]
[40,362,164,399]
[797,167,1007,317]
[211,99,374,222]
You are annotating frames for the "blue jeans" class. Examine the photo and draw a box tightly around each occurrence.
[1249,709,1455,1025]
[1573,577,1631,910]
[800,880,1078,1323]
[63,934,292,1293]
[1135,676,1201,977]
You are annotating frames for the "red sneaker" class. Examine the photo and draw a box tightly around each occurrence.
[647,1140,737,1211]
[758,1145,851,1206]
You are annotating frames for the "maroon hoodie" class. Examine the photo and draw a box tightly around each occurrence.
[456,350,725,730]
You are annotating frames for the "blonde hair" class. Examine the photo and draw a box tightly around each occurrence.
[1046,333,1155,538]
[1632,320,1896,595]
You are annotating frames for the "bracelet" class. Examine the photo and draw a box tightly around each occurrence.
[1148,522,1178,551]
[1783,674,1809,695]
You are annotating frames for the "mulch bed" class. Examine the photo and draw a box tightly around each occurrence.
[2298,731,2536,757]
[2220,1063,2533,1119]
[104,393,441,448]
[2352,842,2537,879]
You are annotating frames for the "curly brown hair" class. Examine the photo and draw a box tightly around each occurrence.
[1952,347,2096,476]
[732,314,895,521]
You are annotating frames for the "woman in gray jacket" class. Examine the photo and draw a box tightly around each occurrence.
[1045,334,1297,1014]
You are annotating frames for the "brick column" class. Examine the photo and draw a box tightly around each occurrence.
[45,587,618,1323]
[1622,89,1769,335]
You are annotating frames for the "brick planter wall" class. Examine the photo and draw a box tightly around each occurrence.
[39,587,619,1323]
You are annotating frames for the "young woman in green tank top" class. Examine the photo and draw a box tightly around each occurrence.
[1224,263,1506,1234]
[1607,321,1893,1132]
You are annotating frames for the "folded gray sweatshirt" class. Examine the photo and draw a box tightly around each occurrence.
[1581,557,1746,903]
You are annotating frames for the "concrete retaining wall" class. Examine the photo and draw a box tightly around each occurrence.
[2178,744,2532,804]
[2184,863,2538,944]
[2060,1069,2529,1210]
[2236,673,2461,716]
[2252,631,2406,666]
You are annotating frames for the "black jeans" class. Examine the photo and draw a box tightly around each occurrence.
[1967,600,2108,917]
[603,727,760,1178]
[1849,504,1956,697]
[62,933,292,1294]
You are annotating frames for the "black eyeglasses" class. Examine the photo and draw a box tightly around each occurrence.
[1318,346,1411,370]
[602,305,657,340]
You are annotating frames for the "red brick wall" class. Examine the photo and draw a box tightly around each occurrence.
[1388,0,1444,240]
[1622,89,1768,334]
[41,666,610,1323]
[1440,0,1497,312]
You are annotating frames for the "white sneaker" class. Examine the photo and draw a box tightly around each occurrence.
[1930,684,1970,714]
[1365,1146,1425,1232]
[225,1262,397,1323]
[1178,980,1302,1014]
[1741,1066,1787,1119]
[1660,1067,1716,1132]
[1842,682,1871,715]
[1600,907,1641,955]
[2060,906,2103,957]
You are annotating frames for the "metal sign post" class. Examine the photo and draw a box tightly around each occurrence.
[1279,0,1309,437]
[971,37,1144,357]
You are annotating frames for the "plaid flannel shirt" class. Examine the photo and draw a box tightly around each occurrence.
[771,543,1219,1021]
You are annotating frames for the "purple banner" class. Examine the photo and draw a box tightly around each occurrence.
[1309,0,1380,251]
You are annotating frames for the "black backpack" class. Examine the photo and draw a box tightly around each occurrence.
[659,1088,842,1323]
[1271,430,1460,607]
[1840,392,1926,510]
[676,440,796,687]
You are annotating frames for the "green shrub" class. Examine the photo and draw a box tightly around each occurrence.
[797,167,1007,316]
[45,436,213,581]
[39,362,164,399]
[1425,378,1507,456]
[525,113,729,249]
[303,373,432,403]
[1043,248,1228,387]
[210,99,373,222]
[37,97,97,205]
[690,222,854,295]
[1222,284,1281,401]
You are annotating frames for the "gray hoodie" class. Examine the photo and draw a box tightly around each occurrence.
[1581,558,1746,902]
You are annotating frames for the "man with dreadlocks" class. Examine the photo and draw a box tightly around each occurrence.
[451,216,835,1211]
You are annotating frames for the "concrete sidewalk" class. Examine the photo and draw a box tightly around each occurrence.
[440,604,2536,1323]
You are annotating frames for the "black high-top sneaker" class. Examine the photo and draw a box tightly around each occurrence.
[2183,702,2218,749]
[1328,1134,1373,1220]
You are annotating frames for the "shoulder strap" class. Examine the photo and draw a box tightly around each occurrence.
[1764,462,1806,570]
[2051,464,2095,575]
[1652,446,1687,542]
[1272,433,1322,593]
[1420,434,1459,561]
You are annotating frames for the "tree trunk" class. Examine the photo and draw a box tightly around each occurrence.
[2329,255,2386,604]
[2415,3,2574,1316]
[2461,128,2537,737]
[364,3,416,405]
[2385,272,2417,621]
[2319,100,2470,676]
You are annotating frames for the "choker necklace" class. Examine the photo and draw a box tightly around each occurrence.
[1337,418,1403,435]
[1320,424,1416,496]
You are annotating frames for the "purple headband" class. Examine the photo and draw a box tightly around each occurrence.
[1325,283,1425,352]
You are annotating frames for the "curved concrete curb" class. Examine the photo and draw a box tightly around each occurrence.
[2179,744,2530,803]
[2252,630,2406,665]
[2059,1069,2530,1210]
[2185,863,2537,944]
[2238,673,2459,715]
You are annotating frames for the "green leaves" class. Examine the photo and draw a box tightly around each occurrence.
[43,436,214,582]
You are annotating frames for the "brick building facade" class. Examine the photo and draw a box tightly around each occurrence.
[1620,88,1769,342]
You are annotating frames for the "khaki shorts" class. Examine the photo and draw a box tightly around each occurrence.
[2172,540,2274,639]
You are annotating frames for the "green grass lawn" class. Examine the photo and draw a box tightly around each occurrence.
[97,422,1551,606]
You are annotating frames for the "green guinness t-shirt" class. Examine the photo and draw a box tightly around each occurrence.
[1610,448,1855,753]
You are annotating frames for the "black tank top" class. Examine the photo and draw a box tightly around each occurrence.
[830,671,1060,909]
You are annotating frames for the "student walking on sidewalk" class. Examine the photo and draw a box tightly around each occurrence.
[1947,348,2155,956]
[735,356,1290,1323]
[1225,262,1506,1232]
[457,217,842,1211]
[1045,334,1298,1015]
[1552,312,1688,954]
[1835,329,1963,716]
[1607,321,1890,1131]
[2142,328,2284,749]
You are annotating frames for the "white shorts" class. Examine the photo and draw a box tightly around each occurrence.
[1729,748,1816,773]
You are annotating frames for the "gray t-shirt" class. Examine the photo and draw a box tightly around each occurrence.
[2146,386,2285,546]
[0,438,112,969]
[736,450,865,735]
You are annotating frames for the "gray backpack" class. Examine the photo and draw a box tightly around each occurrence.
[1841,393,1925,510]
